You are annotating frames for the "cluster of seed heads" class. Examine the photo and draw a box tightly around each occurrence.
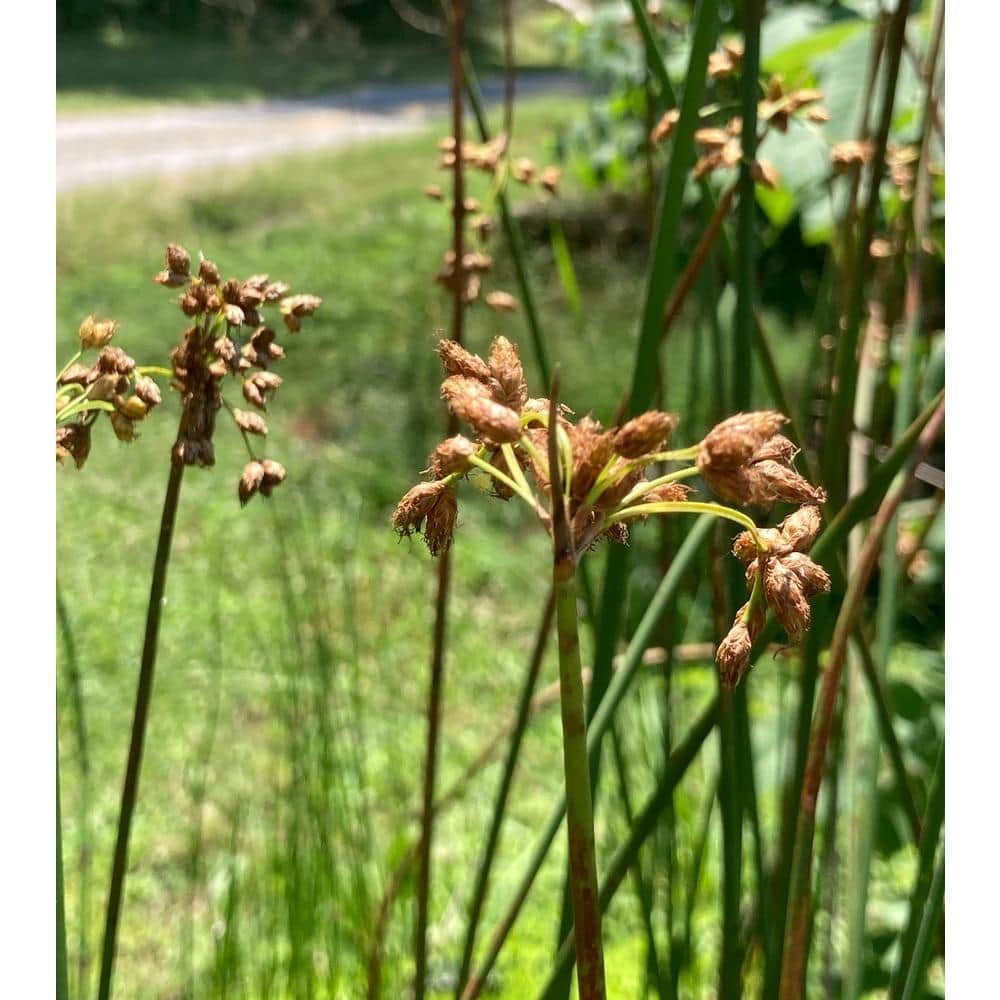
[56,316,163,469]
[392,337,830,684]
[153,243,320,504]
[651,41,833,188]
[423,132,561,313]
[394,338,830,688]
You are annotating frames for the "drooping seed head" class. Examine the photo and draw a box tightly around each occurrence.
[763,556,812,644]
[56,423,91,468]
[166,243,191,276]
[239,460,265,506]
[234,409,269,436]
[485,290,519,312]
[746,461,828,506]
[133,375,162,408]
[424,486,458,556]
[698,411,787,470]
[259,459,287,497]
[781,551,831,598]
[392,480,448,537]
[78,315,118,350]
[716,619,752,688]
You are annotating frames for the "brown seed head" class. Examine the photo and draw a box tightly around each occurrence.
[777,504,822,552]
[97,346,136,376]
[716,619,752,688]
[424,184,444,201]
[281,294,322,318]
[392,480,448,536]
[234,409,269,436]
[166,243,191,276]
[643,482,693,505]
[59,362,93,387]
[512,158,535,184]
[650,108,681,144]
[239,461,265,506]
[569,417,616,501]
[540,165,562,194]
[781,551,831,598]
[751,160,780,190]
[424,486,458,556]
[109,411,137,443]
[698,411,787,470]
[746,461,827,506]
[116,395,149,421]
[751,433,799,466]
[763,557,812,643]
[56,423,91,468]
[259,459,287,497]
[613,411,678,459]
[441,376,522,444]
[427,435,477,478]
[831,139,875,174]
[485,291,520,312]
[488,336,528,411]
[198,258,220,284]
[436,339,492,384]
[78,315,118,350]
[732,526,782,563]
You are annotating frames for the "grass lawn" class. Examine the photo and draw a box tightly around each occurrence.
[57,95,854,998]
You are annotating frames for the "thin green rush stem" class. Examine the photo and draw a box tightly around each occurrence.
[888,742,945,1000]
[97,454,186,1000]
[466,454,535,507]
[778,401,944,999]
[622,465,701,504]
[460,518,714,1000]
[548,382,606,1000]
[501,442,534,499]
[57,750,69,1000]
[539,697,720,998]
[415,2,466,993]
[608,500,765,547]
[453,590,556,997]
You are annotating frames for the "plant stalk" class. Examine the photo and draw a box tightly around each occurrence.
[97,457,185,1000]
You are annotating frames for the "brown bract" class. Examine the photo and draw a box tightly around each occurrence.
[441,375,522,445]
[613,411,678,459]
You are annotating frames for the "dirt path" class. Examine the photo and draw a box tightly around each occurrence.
[57,74,582,192]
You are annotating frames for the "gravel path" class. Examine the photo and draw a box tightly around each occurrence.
[57,74,583,192]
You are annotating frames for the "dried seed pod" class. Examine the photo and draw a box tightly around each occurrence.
[511,158,535,184]
[154,269,189,288]
[424,486,458,556]
[116,395,149,420]
[78,315,118,350]
[601,521,630,546]
[695,127,730,149]
[59,362,93,387]
[539,165,562,194]
[781,552,831,598]
[746,461,828,506]
[732,526,782,563]
[763,557,812,643]
[234,409,268,436]
[442,376,522,444]
[698,411,787,470]
[392,480,448,536]
[280,294,322,318]
[424,184,444,200]
[751,160,780,190]
[831,139,875,174]
[259,459,287,497]
[777,505,822,552]
[109,411,137,443]
[198,259,220,284]
[97,346,136,376]
[239,460,265,506]
[488,336,528,411]
[751,434,799,467]
[436,339,492,384]
[613,411,678,459]
[651,108,680,143]
[485,291,519,312]
[224,303,246,326]
[166,243,191,276]
[428,435,477,478]
[716,619,752,688]
[570,417,616,502]
[56,423,91,468]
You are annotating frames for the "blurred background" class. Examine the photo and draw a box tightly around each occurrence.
[56,2,944,997]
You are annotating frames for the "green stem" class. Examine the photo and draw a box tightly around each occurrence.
[554,560,606,1000]
[454,590,556,996]
[461,517,715,1000]
[609,500,764,546]
[57,749,69,1000]
[888,743,945,1000]
[97,456,185,1000]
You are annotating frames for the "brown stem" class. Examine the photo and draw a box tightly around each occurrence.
[414,4,466,995]
[97,454,186,1000]
[778,399,944,999]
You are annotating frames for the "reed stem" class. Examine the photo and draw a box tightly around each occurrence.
[97,457,185,1000]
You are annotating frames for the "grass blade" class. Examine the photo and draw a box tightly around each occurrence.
[57,750,69,1000]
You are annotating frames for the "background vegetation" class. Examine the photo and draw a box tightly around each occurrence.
[57,2,945,997]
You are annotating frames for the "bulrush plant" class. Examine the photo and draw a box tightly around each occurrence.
[96,244,319,1000]
[393,336,830,997]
